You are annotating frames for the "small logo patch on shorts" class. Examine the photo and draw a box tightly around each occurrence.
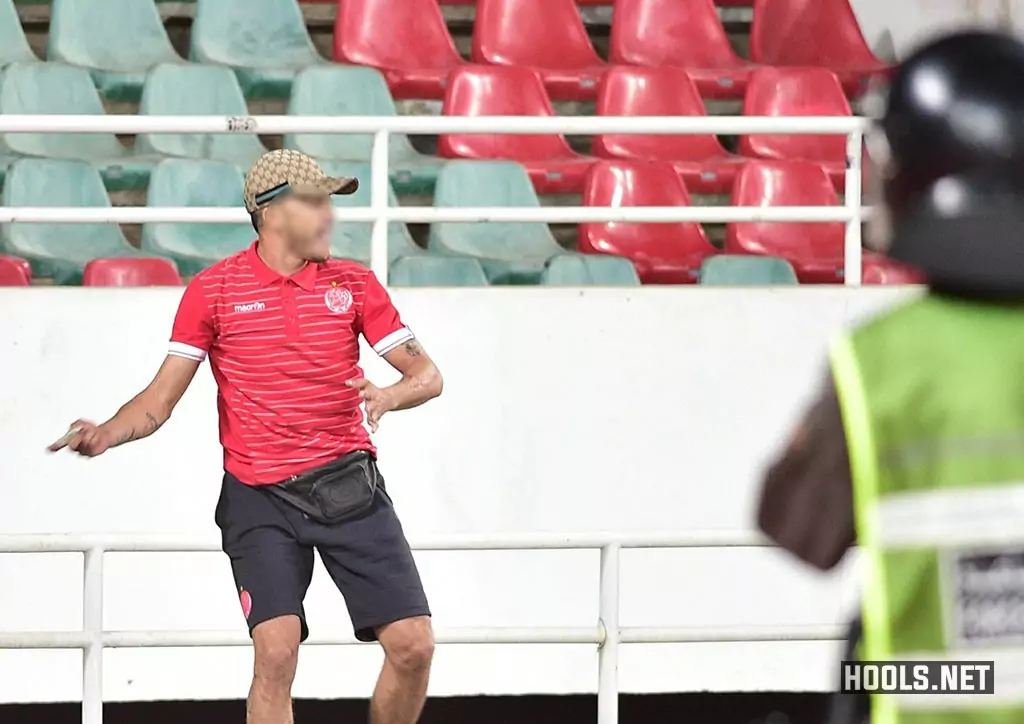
[239,588,253,620]
[325,286,353,314]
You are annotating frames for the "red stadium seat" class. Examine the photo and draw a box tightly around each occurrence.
[333,0,464,100]
[750,0,891,97]
[439,66,595,194]
[726,159,845,283]
[0,255,31,286]
[580,160,716,284]
[593,66,746,194]
[863,255,925,285]
[472,0,607,101]
[739,67,851,189]
[609,0,755,100]
[82,258,182,287]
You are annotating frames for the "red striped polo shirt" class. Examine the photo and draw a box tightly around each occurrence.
[168,241,414,486]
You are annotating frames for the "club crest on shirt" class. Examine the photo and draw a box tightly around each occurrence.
[324,286,353,314]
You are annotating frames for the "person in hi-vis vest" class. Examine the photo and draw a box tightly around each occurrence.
[758,30,1024,724]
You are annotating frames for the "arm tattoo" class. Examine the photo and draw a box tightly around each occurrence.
[113,429,136,447]
[402,340,422,357]
[112,412,163,448]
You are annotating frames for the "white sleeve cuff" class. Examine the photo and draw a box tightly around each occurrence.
[373,327,415,356]
[168,341,208,362]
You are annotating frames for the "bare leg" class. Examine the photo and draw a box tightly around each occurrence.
[370,616,435,724]
[248,615,302,724]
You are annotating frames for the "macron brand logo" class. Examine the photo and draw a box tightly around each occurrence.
[234,301,266,314]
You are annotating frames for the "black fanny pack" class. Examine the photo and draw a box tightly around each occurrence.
[266,451,378,525]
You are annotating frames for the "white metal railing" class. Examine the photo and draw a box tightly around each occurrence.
[0,114,871,285]
[0,532,844,724]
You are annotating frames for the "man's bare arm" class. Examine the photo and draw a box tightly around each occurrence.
[756,377,856,571]
[49,355,201,456]
[380,339,443,411]
[347,339,443,432]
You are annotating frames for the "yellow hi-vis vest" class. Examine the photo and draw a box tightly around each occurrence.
[831,294,1024,724]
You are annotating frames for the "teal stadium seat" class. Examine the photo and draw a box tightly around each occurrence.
[137,64,267,167]
[285,66,445,195]
[1,159,154,284]
[389,256,489,287]
[699,255,799,285]
[541,254,641,286]
[318,161,421,264]
[48,0,182,101]
[0,0,36,67]
[428,161,565,284]
[190,0,324,99]
[0,62,158,190]
[141,159,255,277]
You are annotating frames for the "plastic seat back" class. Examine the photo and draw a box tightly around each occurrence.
[83,257,182,286]
[191,0,319,69]
[0,0,36,66]
[428,160,562,261]
[610,0,741,67]
[439,66,575,161]
[739,67,849,164]
[751,0,878,67]
[472,0,601,69]
[726,159,842,259]
[700,255,798,285]
[580,160,714,263]
[284,66,418,162]
[334,0,461,70]
[142,159,255,269]
[317,161,418,263]
[0,255,31,285]
[389,256,489,287]
[138,64,267,164]
[593,66,725,160]
[49,0,177,72]
[2,159,135,281]
[541,254,640,286]
[0,62,126,159]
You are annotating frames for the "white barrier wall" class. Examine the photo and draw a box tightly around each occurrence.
[852,0,1024,58]
[0,287,915,703]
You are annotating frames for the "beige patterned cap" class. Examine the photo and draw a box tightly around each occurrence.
[243,149,358,213]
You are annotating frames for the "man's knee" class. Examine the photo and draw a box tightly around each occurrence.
[379,616,434,675]
[252,616,302,685]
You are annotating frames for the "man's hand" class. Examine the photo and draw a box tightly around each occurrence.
[47,420,114,457]
[347,378,395,433]
[45,355,201,459]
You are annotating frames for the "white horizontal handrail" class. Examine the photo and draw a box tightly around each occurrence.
[0,206,863,225]
[0,530,771,553]
[0,114,871,135]
[0,624,845,650]
[0,532,840,724]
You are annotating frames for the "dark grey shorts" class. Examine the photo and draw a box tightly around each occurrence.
[215,465,430,642]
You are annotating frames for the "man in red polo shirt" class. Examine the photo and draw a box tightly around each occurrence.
[50,150,443,724]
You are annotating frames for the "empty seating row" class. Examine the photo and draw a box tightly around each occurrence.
[440,64,854,195]
[3,0,887,102]
[0,62,438,194]
[337,0,888,101]
[0,61,858,197]
[0,253,811,287]
[0,156,920,287]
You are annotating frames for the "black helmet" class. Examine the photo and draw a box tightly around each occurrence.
[875,30,1024,292]
[892,165,1024,297]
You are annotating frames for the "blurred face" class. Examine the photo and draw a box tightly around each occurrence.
[262,192,334,262]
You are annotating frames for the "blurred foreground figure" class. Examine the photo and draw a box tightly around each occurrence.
[758,30,1024,724]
